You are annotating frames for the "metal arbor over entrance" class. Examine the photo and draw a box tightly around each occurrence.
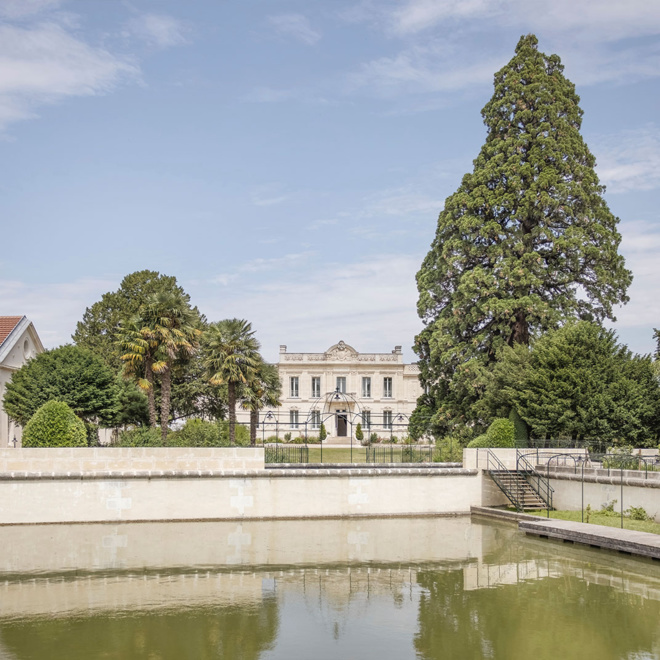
[306,388,363,440]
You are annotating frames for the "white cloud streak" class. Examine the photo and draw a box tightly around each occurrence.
[125,13,188,49]
[268,14,321,45]
[594,125,660,193]
[0,277,119,348]
[198,254,422,362]
[0,20,138,130]
[609,220,660,335]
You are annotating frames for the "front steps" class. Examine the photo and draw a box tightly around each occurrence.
[488,470,548,510]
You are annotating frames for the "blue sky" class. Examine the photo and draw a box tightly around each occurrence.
[1,0,659,361]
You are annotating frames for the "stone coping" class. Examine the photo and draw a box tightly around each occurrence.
[0,467,478,481]
[519,518,660,560]
[543,467,660,489]
[267,462,462,469]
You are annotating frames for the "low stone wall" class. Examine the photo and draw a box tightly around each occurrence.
[546,467,660,522]
[0,446,486,524]
[0,447,264,473]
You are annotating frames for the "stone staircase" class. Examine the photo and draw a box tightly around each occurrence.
[488,470,548,511]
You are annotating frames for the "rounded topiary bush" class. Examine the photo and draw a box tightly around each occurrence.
[22,400,87,447]
[466,434,490,448]
[486,418,515,447]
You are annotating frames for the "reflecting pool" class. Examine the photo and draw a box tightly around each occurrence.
[0,517,659,659]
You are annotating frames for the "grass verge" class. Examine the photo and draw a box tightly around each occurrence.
[525,509,660,535]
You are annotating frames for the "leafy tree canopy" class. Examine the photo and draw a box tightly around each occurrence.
[414,34,631,436]
[4,345,121,427]
[73,270,200,370]
[482,322,660,446]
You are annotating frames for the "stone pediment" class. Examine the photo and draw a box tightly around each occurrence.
[324,341,358,362]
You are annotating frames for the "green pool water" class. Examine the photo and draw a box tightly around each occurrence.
[0,517,658,659]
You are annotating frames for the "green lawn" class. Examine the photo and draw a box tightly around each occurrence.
[525,509,660,535]
[307,447,369,463]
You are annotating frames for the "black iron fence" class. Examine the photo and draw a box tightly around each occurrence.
[365,445,436,464]
[264,445,309,464]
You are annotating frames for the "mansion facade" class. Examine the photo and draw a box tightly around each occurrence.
[251,341,423,441]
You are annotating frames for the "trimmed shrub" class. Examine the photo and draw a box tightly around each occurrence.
[487,418,515,447]
[23,401,87,447]
[169,419,221,447]
[319,423,327,442]
[355,423,363,442]
[265,435,281,444]
[369,432,379,444]
[119,427,162,447]
[218,421,250,447]
[434,436,463,462]
[509,409,529,447]
[466,434,490,448]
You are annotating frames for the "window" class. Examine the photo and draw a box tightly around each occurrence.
[383,410,393,430]
[362,411,371,430]
[311,410,321,429]
[290,410,299,429]
[362,377,371,398]
[383,377,393,398]
[290,377,299,398]
[336,376,346,393]
[311,377,321,398]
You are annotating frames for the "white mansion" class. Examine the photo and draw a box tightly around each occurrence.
[250,341,423,442]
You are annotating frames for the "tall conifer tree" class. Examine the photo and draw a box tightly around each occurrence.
[414,34,632,436]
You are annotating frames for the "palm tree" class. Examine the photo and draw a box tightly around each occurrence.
[117,316,159,428]
[241,360,282,445]
[140,291,201,443]
[118,292,201,442]
[204,319,261,445]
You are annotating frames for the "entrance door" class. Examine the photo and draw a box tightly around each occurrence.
[337,412,347,437]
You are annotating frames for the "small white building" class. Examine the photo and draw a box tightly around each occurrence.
[250,341,422,442]
[0,316,44,447]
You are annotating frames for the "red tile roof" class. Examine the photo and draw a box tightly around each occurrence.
[0,316,24,347]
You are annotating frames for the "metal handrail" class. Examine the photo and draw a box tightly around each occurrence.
[485,450,527,512]
[517,451,554,512]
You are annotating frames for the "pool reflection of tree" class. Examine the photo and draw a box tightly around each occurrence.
[414,568,660,660]
[0,598,279,660]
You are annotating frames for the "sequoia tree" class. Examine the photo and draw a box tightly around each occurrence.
[414,35,632,436]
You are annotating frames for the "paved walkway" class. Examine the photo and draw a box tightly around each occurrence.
[471,506,660,559]
[519,518,660,560]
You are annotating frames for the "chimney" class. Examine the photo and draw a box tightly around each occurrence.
[279,345,287,353]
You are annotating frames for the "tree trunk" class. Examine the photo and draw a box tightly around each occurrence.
[250,408,258,446]
[228,382,236,446]
[145,358,157,428]
[160,366,171,445]
[509,310,530,346]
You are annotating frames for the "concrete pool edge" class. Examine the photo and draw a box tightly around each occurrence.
[471,505,660,560]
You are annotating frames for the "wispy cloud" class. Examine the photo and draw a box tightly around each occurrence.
[594,125,660,193]
[125,13,188,49]
[379,0,660,40]
[0,17,138,130]
[268,13,321,46]
[609,220,660,338]
[197,254,422,361]
[348,44,498,96]
[343,0,660,99]
[0,277,118,348]
[0,0,61,20]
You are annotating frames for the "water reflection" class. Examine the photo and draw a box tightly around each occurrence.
[0,518,658,659]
